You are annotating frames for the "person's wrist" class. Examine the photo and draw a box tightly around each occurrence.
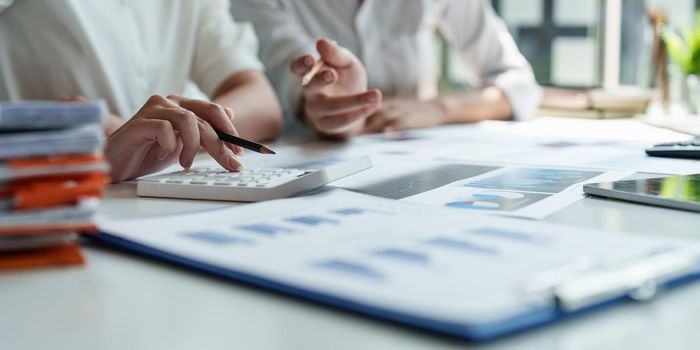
[103,137,127,183]
[431,96,451,124]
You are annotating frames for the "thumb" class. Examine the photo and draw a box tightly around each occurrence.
[59,95,89,103]
[317,38,354,68]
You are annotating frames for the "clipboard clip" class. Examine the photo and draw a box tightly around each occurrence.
[522,246,700,312]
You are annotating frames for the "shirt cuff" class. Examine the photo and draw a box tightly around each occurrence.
[491,71,543,121]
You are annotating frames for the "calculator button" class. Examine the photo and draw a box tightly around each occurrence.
[213,181,233,186]
[190,180,211,185]
[166,179,186,184]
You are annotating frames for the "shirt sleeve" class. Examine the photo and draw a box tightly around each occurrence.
[231,0,316,125]
[436,0,542,120]
[191,0,264,98]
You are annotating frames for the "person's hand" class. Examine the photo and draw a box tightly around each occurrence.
[364,98,447,133]
[105,95,244,182]
[290,38,382,138]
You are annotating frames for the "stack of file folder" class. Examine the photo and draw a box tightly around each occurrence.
[0,101,108,269]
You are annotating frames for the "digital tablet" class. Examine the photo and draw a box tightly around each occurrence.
[583,174,700,213]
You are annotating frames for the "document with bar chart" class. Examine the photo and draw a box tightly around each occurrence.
[96,190,700,341]
[331,158,632,219]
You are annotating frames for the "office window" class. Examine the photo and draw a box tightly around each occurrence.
[492,0,603,88]
[491,0,700,89]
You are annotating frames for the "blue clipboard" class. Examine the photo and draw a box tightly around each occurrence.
[89,232,700,342]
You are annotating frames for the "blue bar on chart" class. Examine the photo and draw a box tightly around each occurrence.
[425,238,500,255]
[314,259,384,280]
[373,248,430,265]
[286,215,340,226]
[331,207,392,216]
[237,224,296,236]
[466,168,602,194]
[182,231,255,245]
[332,208,367,216]
[468,227,550,245]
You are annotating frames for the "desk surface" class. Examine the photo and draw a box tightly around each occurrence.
[2,119,700,350]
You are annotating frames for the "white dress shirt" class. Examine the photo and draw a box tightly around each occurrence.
[232,0,542,134]
[0,0,263,119]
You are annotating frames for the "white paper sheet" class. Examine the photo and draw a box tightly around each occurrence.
[330,157,632,219]
[98,190,700,327]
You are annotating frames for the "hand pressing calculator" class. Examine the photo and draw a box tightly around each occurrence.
[645,138,700,159]
[136,156,371,202]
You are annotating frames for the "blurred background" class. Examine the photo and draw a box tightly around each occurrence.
[443,0,696,88]
[434,0,700,127]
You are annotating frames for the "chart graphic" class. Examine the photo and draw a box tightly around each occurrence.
[314,259,384,280]
[468,227,550,245]
[373,248,430,264]
[237,224,296,236]
[353,164,500,199]
[467,168,603,193]
[183,231,254,245]
[332,207,369,216]
[444,190,548,212]
[425,238,499,255]
[287,215,340,226]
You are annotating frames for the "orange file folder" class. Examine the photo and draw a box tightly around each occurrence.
[0,243,85,270]
[8,172,107,210]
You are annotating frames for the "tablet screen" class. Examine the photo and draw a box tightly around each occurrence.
[592,174,700,203]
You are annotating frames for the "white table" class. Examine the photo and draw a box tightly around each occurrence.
[2,120,700,350]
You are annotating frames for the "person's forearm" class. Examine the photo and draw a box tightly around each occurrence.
[436,86,514,123]
[213,70,283,141]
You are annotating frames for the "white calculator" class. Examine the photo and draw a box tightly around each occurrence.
[136,156,372,202]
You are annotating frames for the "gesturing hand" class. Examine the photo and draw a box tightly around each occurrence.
[364,98,447,133]
[290,38,382,138]
[105,95,244,182]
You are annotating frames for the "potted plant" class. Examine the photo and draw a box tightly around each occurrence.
[664,13,700,114]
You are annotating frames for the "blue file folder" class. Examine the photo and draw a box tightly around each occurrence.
[90,231,700,341]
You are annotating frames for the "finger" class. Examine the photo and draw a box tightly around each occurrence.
[383,120,404,133]
[131,119,179,159]
[302,68,338,94]
[364,113,389,134]
[144,94,174,108]
[316,104,380,133]
[290,54,316,76]
[307,89,381,116]
[143,107,200,169]
[59,95,89,103]
[167,95,236,137]
[224,107,243,155]
[197,119,243,172]
[106,119,179,182]
[317,38,353,68]
[382,114,415,132]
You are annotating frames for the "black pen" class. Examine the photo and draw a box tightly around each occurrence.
[214,128,276,155]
